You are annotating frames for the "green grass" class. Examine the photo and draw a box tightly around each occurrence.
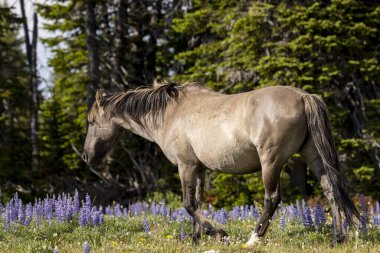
[1,215,379,253]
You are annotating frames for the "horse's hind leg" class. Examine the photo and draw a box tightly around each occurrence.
[247,157,282,247]
[300,139,346,243]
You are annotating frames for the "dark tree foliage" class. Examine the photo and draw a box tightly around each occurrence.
[0,4,30,198]
[0,0,379,206]
[172,0,380,206]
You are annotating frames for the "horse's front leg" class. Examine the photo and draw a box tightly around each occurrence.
[179,164,227,243]
[194,169,227,241]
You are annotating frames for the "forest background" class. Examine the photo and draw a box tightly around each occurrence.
[0,0,379,208]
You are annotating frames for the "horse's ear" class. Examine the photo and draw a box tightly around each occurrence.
[95,89,105,106]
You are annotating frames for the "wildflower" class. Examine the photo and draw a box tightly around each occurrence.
[296,199,302,220]
[43,198,53,220]
[180,226,186,241]
[85,194,91,210]
[150,202,160,217]
[114,204,122,218]
[66,200,74,221]
[166,235,173,239]
[18,203,25,224]
[79,208,87,227]
[24,203,33,226]
[73,190,80,213]
[92,211,100,225]
[314,204,326,228]
[123,207,128,218]
[303,207,314,228]
[229,206,240,220]
[142,217,150,234]
[215,209,227,225]
[5,203,12,229]
[160,199,167,219]
[53,247,58,253]
[105,206,112,216]
[84,241,90,253]
[280,214,286,230]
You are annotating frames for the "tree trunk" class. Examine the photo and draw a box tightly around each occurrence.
[20,0,39,173]
[111,0,128,88]
[85,0,100,110]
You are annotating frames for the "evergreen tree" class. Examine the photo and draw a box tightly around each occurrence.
[0,4,30,190]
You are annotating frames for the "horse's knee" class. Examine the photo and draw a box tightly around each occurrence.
[184,204,195,216]
[265,194,281,208]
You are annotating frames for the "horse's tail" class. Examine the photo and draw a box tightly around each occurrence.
[303,94,359,226]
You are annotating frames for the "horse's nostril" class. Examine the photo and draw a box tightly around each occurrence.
[82,153,88,162]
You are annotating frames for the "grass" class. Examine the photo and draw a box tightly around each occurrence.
[1,212,380,253]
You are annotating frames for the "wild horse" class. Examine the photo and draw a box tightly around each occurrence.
[82,81,359,246]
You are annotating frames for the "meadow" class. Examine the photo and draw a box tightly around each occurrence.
[0,191,379,253]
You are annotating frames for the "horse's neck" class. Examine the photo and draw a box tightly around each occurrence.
[114,117,156,142]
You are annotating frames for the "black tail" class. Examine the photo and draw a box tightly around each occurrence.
[303,94,360,226]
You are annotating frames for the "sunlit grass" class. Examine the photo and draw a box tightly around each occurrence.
[1,213,380,253]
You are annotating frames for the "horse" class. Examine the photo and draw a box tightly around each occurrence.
[82,81,359,247]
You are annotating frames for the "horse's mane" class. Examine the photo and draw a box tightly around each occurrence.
[89,80,195,126]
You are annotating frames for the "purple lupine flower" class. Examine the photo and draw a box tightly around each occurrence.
[229,206,240,220]
[150,202,160,217]
[280,214,286,230]
[115,204,123,218]
[243,205,249,220]
[250,205,260,219]
[53,247,58,253]
[24,203,33,226]
[18,202,25,224]
[92,211,101,225]
[44,198,53,220]
[296,199,302,220]
[84,241,90,253]
[105,206,112,216]
[73,190,80,213]
[303,207,313,228]
[215,208,227,224]
[123,207,128,218]
[180,226,186,241]
[79,208,87,227]
[5,203,12,229]
[66,199,74,221]
[85,194,91,210]
[160,200,167,219]
[129,202,144,216]
[142,217,150,234]
[99,212,104,224]
[12,194,20,222]
[56,197,66,223]
[314,204,326,228]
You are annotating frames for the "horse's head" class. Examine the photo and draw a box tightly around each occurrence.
[82,90,122,166]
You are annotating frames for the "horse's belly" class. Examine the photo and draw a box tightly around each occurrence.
[194,141,261,174]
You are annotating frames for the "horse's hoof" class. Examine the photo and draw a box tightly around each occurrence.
[215,229,228,242]
[190,233,201,244]
[332,233,346,245]
[245,232,260,248]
